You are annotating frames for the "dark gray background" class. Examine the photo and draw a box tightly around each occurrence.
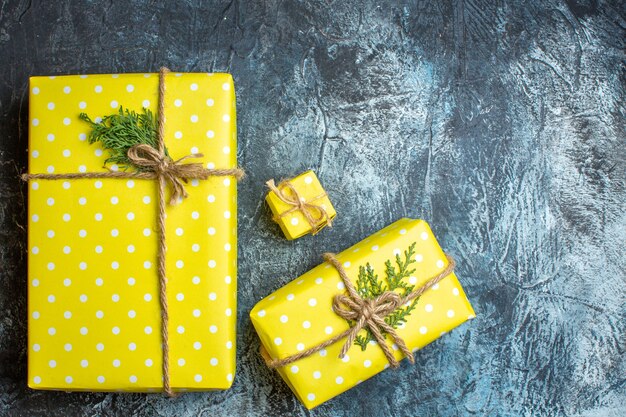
[1,1,624,416]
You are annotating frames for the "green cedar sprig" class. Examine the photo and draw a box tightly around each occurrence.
[352,242,420,351]
[79,106,167,170]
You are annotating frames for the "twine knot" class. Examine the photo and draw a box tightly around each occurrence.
[266,179,332,234]
[127,143,211,205]
[327,254,415,368]
[333,292,403,322]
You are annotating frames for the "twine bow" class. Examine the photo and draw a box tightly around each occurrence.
[22,67,244,396]
[265,253,456,369]
[126,144,243,205]
[330,262,413,367]
[266,178,332,234]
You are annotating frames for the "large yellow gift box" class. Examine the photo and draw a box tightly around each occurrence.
[251,218,475,408]
[27,72,238,391]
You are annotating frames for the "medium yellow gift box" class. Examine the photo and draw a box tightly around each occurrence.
[250,218,475,408]
[265,170,336,240]
[26,71,238,392]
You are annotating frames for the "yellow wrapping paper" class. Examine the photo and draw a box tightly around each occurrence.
[250,218,475,408]
[266,170,336,240]
[27,72,237,391]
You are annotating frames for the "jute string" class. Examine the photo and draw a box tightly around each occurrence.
[21,67,244,395]
[266,178,332,234]
[264,253,455,369]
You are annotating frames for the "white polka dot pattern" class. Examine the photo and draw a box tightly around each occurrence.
[27,72,238,391]
[250,218,476,409]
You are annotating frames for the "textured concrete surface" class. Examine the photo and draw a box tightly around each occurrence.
[1,1,625,416]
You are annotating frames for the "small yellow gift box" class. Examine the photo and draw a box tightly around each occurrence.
[250,218,475,408]
[265,170,336,240]
[26,71,238,392]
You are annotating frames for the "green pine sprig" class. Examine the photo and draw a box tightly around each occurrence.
[356,263,384,299]
[79,106,167,170]
[351,242,420,351]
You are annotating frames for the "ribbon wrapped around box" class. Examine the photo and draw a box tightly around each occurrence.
[251,218,476,408]
[25,69,241,393]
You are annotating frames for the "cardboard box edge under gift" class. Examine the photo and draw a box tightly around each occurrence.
[26,71,238,392]
[250,218,476,408]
